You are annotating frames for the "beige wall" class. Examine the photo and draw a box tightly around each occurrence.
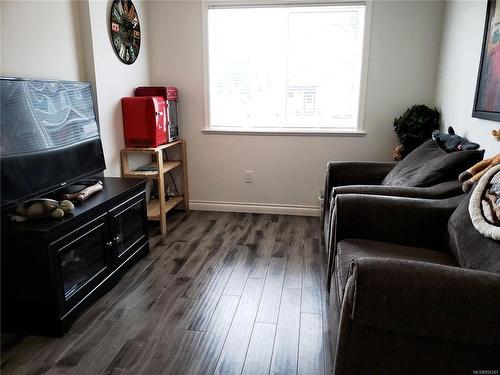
[0,0,151,177]
[1,1,85,81]
[1,0,454,215]
[146,0,445,214]
[436,0,499,158]
[87,0,151,176]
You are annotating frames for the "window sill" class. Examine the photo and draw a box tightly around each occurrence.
[202,128,366,136]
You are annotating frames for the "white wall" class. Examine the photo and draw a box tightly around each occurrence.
[1,0,451,214]
[146,0,445,214]
[1,1,84,81]
[87,0,151,176]
[0,0,152,177]
[436,0,499,158]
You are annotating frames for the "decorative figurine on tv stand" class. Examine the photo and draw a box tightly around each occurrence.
[61,179,103,202]
[10,199,75,222]
[9,180,103,222]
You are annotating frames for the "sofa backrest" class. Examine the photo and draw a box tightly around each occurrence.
[382,140,484,187]
[448,191,500,274]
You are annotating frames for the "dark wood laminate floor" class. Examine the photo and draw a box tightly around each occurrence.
[1,211,333,375]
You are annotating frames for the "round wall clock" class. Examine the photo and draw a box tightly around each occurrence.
[110,0,141,65]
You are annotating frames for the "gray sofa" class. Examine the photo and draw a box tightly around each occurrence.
[329,192,500,374]
[322,140,486,289]
[322,161,463,287]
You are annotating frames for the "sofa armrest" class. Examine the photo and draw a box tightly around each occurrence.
[322,161,395,226]
[344,257,500,345]
[334,194,462,250]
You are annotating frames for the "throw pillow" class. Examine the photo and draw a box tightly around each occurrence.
[382,140,484,187]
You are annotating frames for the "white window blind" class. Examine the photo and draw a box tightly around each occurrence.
[206,3,366,132]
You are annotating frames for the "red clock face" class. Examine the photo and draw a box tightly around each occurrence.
[110,0,141,64]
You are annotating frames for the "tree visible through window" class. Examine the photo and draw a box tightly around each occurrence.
[206,3,366,132]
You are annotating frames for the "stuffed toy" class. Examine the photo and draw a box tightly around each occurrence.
[10,199,75,222]
[469,165,500,240]
[432,126,480,152]
[459,153,500,193]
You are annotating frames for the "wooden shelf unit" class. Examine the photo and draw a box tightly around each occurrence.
[121,140,189,234]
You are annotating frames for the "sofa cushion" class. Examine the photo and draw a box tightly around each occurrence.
[448,190,500,274]
[336,239,457,295]
[382,140,484,187]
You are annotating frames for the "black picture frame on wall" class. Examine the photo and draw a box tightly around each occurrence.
[472,0,500,122]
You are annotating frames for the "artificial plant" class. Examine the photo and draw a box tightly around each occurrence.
[393,104,440,160]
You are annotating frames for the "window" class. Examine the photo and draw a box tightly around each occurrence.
[204,2,369,133]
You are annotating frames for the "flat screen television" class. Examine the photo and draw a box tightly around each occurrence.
[0,77,106,208]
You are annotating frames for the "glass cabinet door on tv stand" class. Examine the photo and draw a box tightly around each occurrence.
[51,213,114,311]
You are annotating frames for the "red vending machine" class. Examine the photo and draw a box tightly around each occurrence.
[135,87,179,142]
[121,96,167,148]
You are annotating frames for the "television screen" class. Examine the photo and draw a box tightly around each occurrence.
[0,77,106,206]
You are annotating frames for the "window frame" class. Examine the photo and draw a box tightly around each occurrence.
[201,0,372,136]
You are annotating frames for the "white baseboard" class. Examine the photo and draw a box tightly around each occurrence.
[188,200,320,217]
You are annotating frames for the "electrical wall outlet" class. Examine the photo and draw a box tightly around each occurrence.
[244,170,253,183]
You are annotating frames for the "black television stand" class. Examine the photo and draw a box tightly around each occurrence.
[1,177,150,336]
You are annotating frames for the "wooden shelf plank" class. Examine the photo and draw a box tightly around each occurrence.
[122,140,183,153]
[147,196,184,221]
[122,161,182,179]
